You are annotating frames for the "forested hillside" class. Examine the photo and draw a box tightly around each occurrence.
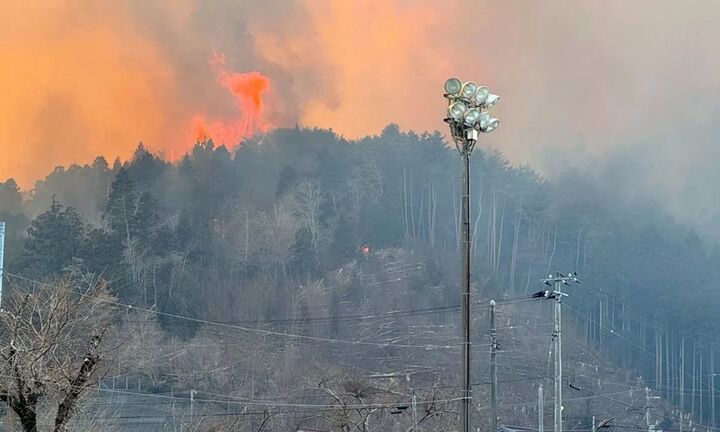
[0,125,718,430]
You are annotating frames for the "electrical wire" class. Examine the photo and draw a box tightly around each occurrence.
[4,272,460,350]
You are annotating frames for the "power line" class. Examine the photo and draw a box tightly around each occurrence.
[563,303,696,384]
[4,272,460,350]
[567,382,639,411]
[123,295,541,327]
[473,388,642,410]
[562,302,720,432]
[95,387,463,409]
[4,273,547,357]
[5,272,537,350]
[126,304,463,326]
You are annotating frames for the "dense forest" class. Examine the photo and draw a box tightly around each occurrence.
[1,125,718,430]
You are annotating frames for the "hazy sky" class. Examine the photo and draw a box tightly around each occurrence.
[1,1,719,236]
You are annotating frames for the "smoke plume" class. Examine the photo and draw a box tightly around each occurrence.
[1,0,719,237]
[189,55,271,147]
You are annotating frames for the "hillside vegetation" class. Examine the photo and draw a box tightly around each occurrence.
[0,126,717,430]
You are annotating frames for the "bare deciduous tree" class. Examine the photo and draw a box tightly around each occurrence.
[0,278,118,432]
[291,180,327,261]
[256,196,300,279]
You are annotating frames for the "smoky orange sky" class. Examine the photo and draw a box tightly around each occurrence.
[2,0,720,234]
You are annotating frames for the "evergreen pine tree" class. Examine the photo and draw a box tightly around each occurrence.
[19,197,84,278]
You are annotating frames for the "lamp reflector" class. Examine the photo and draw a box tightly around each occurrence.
[464,107,481,126]
[482,117,500,132]
[474,86,489,105]
[460,81,478,99]
[444,78,462,95]
[485,94,500,108]
[448,101,467,121]
[479,111,490,125]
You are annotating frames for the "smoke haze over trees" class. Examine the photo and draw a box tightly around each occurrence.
[0,125,719,429]
[2,0,720,429]
[4,1,720,242]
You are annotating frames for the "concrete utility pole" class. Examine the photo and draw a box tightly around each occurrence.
[539,383,544,432]
[711,350,716,429]
[554,279,563,432]
[539,272,581,432]
[646,387,661,432]
[681,338,686,432]
[490,300,498,432]
[646,387,652,432]
[412,391,418,432]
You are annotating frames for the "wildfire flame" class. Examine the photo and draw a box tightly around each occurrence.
[189,54,271,147]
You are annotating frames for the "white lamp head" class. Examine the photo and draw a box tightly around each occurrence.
[464,107,481,126]
[481,117,500,132]
[474,86,489,105]
[485,93,500,108]
[448,101,467,121]
[460,81,478,100]
[444,78,462,95]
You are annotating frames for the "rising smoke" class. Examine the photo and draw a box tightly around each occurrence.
[1,0,719,238]
[189,54,271,147]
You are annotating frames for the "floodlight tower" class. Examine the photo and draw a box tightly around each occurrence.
[0,221,5,309]
[443,78,500,432]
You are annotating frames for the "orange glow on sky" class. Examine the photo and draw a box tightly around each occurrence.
[2,0,720,192]
[188,55,271,147]
[0,2,186,187]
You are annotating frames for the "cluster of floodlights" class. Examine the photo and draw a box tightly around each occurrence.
[444,78,500,136]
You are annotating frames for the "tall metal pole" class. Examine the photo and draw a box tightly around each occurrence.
[554,279,563,432]
[0,221,5,309]
[444,76,499,432]
[538,383,544,432]
[490,299,498,432]
[460,144,472,432]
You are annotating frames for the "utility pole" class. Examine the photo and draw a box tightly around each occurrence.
[646,387,652,432]
[412,390,418,432]
[539,272,580,432]
[711,349,716,429]
[554,278,563,432]
[681,407,684,432]
[694,343,698,417]
[490,299,498,432]
[646,387,660,432]
[682,337,686,432]
[701,354,704,422]
[539,383,544,432]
